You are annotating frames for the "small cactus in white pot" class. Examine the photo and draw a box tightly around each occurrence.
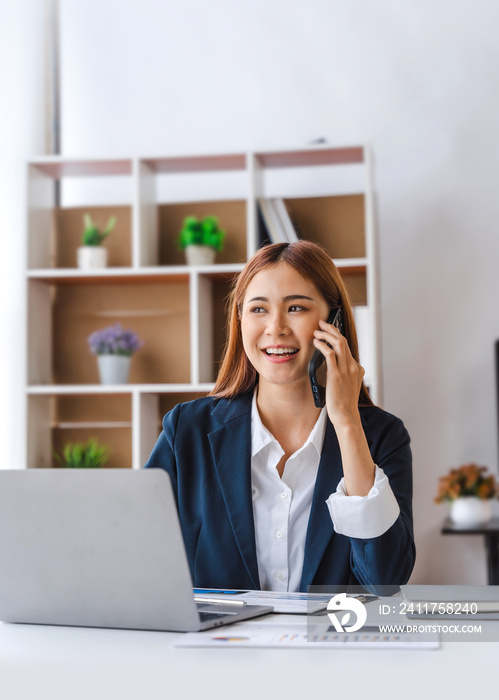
[77,213,116,269]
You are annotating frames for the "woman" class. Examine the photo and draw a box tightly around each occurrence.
[145,240,415,591]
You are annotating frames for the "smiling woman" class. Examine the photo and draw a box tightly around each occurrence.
[145,241,415,592]
[241,265,329,389]
[213,241,372,408]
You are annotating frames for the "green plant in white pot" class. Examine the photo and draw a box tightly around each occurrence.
[54,438,110,468]
[77,213,116,270]
[177,215,225,265]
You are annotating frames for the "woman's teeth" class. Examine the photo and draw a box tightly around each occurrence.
[264,348,298,356]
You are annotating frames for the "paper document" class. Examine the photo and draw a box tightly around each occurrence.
[175,620,439,649]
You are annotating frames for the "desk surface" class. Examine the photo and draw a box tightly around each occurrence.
[1,614,497,700]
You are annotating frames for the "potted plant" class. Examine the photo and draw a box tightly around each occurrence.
[54,438,110,468]
[88,322,142,385]
[77,213,116,269]
[435,463,497,525]
[177,215,225,265]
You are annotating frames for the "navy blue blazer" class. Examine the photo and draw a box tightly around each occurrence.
[144,392,415,591]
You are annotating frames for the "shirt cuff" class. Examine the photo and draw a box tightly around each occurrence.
[325,466,400,539]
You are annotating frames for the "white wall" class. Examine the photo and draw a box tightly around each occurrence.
[5,0,499,583]
[0,0,46,467]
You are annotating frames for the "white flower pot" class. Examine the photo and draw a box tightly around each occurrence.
[450,497,491,526]
[77,246,108,269]
[97,355,131,385]
[184,245,216,266]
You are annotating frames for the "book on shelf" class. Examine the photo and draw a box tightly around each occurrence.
[353,305,372,387]
[272,199,299,243]
[257,198,299,244]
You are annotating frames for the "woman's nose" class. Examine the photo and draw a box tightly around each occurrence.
[265,311,288,336]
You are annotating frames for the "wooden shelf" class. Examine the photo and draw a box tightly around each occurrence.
[28,261,358,281]
[255,146,364,168]
[30,158,132,178]
[142,154,246,173]
[54,206,132,268]
[27,384,215,394]
[158,200,247,266]
[284,195,366,258]
[55,421,133,429]
[24,144,381,469]
[27,263,245,285]
[28,269,191,285]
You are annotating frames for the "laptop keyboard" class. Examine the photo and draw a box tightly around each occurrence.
[198,609,238,622]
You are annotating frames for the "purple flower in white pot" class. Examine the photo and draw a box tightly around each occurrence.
[88,323,142,356]
[88,323,143,384]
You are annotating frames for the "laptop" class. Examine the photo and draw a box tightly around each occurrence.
[0,469,272,632]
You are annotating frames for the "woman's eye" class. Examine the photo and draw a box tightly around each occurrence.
[249,305,307,313]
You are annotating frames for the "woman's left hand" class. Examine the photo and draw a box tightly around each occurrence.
[313,319,365,429]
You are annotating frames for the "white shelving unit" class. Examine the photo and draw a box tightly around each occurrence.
[24,144,382,469]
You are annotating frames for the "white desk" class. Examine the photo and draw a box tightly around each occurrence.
[0,615,496,700]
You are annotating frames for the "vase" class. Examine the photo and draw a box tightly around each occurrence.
[450,497,492,526]
[77,246,108,269]
[97,355,131,385]
[184,245,216,266]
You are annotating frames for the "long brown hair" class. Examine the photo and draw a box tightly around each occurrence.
[210,240,374,407]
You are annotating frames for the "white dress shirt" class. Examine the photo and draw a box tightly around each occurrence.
[250,391,400,592]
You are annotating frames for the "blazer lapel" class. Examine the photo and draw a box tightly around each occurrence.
[300,419,343,590]
[208,395,260,589]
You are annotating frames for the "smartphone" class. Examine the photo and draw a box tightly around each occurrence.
[308,307,343,408]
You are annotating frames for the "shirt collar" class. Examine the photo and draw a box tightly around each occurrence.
[251,388,327,459]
